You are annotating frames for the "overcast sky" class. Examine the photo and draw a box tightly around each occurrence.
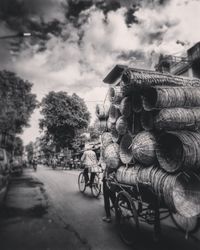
[0,0,200,145]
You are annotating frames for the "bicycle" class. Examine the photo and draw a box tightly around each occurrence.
[78,170,102,198]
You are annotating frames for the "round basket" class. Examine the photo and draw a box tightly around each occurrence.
[154,108,200,131]
[140,110,155,131]
[104,143,120,169]
[121,68,200,87]
[101,132,113,149]
[132,90,142,113]
[109,104,120,123]
[163,172,200,218]
[111,127,120,143]
[95,104,109,119]
[156,131,200,173]
[116,116,128,135]
[132,131,156,166]
[132,112,143,134]
[119,133,134,164]
[150,167,169,198]
[116,165,140,185]
[137,165,154,185]
[171,213,198,233]
[120,97,131,118]
[120,80,135,95]
[107,118,115,131]
[109,86,124,104]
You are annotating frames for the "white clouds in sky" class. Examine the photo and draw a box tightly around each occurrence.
[16,0,200,144]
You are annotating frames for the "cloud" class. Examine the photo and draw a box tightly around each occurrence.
[0,0,200,145]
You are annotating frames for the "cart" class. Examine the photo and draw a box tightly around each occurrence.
[107,176,199,246]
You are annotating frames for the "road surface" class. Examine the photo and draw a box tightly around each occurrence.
[32,165,200,250]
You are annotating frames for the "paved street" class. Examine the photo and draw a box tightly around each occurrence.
[1,166,200,250]
[32,165,200,250]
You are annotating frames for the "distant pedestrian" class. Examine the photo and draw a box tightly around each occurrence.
[81,144,98,187]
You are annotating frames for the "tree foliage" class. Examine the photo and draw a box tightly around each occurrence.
[39,91,90,149]
[0,70,38,134]
[25,142,34,161]
[13,137,24,157]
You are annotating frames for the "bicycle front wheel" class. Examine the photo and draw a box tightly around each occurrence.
[91,174,101,198]
[78,172,86,193]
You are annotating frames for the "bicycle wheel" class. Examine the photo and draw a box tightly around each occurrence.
[91,174,101,198]
[78,172,86,193]
[115,191,139,246]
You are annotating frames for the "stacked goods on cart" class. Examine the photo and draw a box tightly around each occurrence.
[99,67,200,222]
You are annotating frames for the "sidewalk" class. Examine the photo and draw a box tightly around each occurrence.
[0,169,90,250]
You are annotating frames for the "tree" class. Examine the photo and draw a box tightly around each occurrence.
[0,70,38,135]
[39,134,55,160]
[13,137,24,157]
[25,142,34,162]
[88,122,101,141]
[39,91,90,150]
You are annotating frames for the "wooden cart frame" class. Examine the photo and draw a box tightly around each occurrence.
[108,177,199,246]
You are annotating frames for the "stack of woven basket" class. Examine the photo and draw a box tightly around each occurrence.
[99,67,200,219]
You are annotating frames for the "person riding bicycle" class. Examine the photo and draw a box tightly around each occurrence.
[81,144,99,187]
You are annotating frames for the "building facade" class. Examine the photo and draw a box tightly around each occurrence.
[156,42,200,78]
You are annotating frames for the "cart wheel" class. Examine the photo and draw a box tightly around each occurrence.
[91,174,101,198]
[170,212,199,234]
[78,172,86,193]
[115,191,139,246]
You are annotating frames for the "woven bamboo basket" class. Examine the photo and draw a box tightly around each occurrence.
[104,143,120,169]
[109,86,124,104]
[111,127,120,143]
[156,131,200,173]
[132,112,143,134]
[120,80,135,95]
[150,167,169,198]
[95,119,107,133]
[116,165,140,185]
[107,118,115,131]
[116,116,128,135]
[132,131,156,166]
[120,97,131,118]
[137,166,154,185]
[170,213,198,232]
[140,110,156,131]
[163,172,200,218]
[132,90,142,113]
[109,104,120,123]
[143,87,200,111]
[154,108,200,131]
[101,132,113,149]
[122,68,200,87]
[119,133,134,164]
[95,104,109,119]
